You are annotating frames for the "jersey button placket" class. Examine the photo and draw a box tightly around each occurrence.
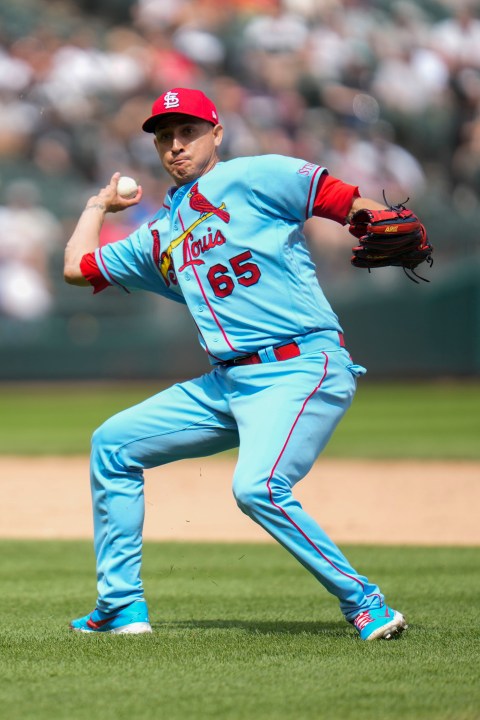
[171,189,185,233]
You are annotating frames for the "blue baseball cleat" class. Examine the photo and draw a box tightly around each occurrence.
[69,600,152,634]
[353,604,407,641]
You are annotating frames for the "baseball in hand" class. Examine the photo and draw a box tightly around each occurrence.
[117,176,139,199]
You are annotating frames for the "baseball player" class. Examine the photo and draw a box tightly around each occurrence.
[64,87,422,639]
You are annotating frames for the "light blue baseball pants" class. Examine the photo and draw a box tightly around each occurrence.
[90,344,384,621]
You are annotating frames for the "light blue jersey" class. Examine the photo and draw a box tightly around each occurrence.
[95,155,343,361]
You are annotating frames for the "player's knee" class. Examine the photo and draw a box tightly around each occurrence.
[91,418,115,453]
[233,473,294,515]
[91,420,113,465]
[232,476,269,513]
[90,416,132,472]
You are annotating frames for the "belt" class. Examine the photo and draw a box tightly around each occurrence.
[222,331,345,367]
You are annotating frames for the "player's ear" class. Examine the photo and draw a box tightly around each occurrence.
[153,136,163,161]
[212,124,223,148]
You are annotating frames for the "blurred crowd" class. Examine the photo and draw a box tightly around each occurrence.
[1,0,480,319]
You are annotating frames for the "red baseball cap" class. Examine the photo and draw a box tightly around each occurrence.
[142,88,219,133]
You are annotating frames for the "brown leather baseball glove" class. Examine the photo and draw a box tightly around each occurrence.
[349,202,433,282]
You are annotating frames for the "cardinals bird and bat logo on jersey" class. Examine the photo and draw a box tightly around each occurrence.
[188,183,230,223]
[151,185,231,286]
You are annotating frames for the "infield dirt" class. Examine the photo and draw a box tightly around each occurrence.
[1,456,478,544]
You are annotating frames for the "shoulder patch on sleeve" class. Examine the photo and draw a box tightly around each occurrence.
[297,162,317,177]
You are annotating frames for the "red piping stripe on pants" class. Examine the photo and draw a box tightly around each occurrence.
[265,351,366,592]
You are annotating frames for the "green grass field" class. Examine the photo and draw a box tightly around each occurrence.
[0,380,479,458]
[0,541,479,720]
[1,382,478,719]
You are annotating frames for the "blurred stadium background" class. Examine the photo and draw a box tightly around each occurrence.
[1,0,479,381]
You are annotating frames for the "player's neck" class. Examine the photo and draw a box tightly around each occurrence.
[173,156,220,189]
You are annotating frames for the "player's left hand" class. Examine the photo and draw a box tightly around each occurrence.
[349,203,433,282]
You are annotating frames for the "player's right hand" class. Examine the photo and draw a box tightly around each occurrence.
[86,172,143,214]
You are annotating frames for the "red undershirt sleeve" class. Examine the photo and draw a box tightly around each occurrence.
[312,174,360,225]
[79,252,111,294]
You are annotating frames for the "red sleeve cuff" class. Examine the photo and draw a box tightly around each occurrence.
[312,174,360,225]
[80,252,111,294]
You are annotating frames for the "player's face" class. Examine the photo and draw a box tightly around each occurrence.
[153,116,223,186]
